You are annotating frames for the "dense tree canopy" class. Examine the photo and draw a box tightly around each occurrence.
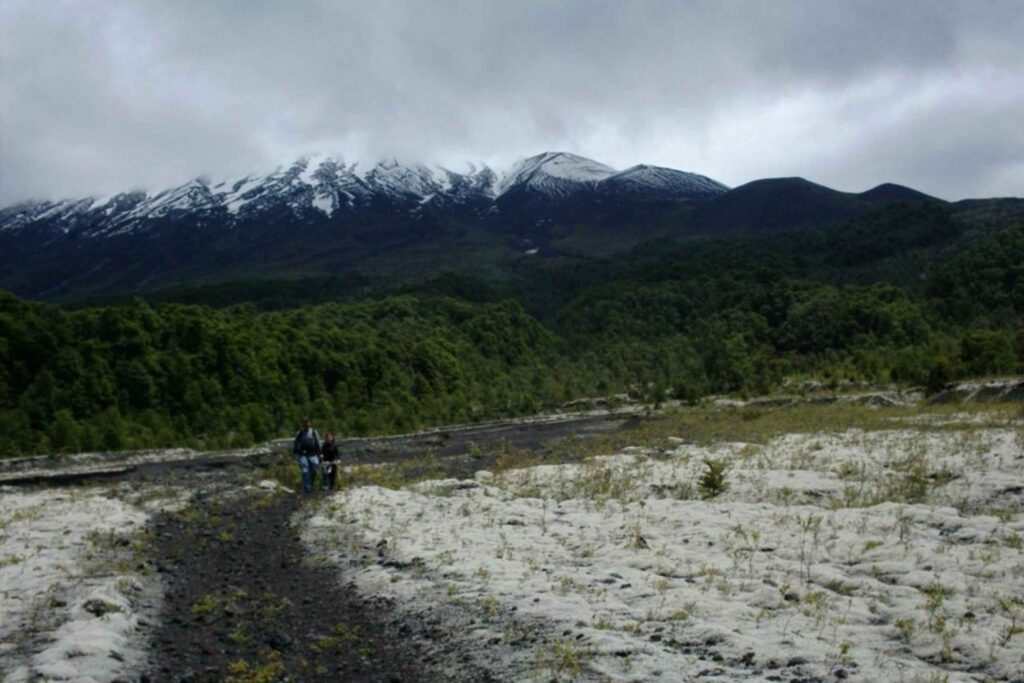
[0,295,560,455]
[2,214,1021,457]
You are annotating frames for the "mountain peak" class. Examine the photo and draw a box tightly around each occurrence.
[0,152,731,241]
[518,152,616,178]
[496,152,617,197]
[860,183,940,204]
[602,165,729,200]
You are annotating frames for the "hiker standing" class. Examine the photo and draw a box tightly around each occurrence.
[293,417,322,493]
[321,432,340,491]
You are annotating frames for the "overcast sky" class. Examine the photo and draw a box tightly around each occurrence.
[1,0,1022,204]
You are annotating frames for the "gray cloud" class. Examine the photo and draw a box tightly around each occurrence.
[1,0,1022,203]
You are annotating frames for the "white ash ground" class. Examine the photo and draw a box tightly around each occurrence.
[304,411,1024,682]
[0,484,184,683]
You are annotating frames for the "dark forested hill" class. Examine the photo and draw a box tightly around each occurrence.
[2,199,1021,457]
[0,153,964,302]
[2,154,1021,456]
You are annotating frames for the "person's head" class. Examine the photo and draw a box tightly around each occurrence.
[325,432,335,443]
[301,417,311,429]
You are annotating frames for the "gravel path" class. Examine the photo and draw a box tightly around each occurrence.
[136,413,634,682]
[144,487,431,682]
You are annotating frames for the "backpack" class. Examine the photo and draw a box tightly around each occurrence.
[295,427,320,455]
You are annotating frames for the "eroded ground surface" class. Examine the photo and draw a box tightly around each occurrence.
[0,412,633,682]
[5,395,1023,683]
[306,402,1024,682]
[144,484,434,683]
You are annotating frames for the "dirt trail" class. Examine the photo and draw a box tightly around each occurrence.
[136,413,633,682]
[144,488,431,682]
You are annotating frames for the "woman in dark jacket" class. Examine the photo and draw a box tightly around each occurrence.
[321,432,341,491]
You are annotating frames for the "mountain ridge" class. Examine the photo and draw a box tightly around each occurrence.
[0,151,966,301]
[0,152,727,236]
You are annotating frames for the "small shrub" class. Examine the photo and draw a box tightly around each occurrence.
[225,651,286,683]
[697,458,729,499]
[894,616,916,643]
[535,639,584,681]
[190,593,220,617]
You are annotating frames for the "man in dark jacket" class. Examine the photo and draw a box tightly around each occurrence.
[293,417,322,493]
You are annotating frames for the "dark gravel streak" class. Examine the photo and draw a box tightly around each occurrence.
[120,413,632,682]
[0,412,637,681]
[145,489,429,682]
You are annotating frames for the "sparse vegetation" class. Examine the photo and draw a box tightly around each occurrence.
[307,399,1024,681]
[534,639,585,681]
[224,650,286,683]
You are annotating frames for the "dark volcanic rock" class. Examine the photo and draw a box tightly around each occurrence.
[145,491,428,683]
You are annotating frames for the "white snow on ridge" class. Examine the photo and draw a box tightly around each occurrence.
[363,159,441,198]
[22,198,97,226]
[533,152,616,182]
[225,196,252,215]
[221,175,264,214]
[495,151,617,196]
[125,179,216,220]
[27,201,72,223]
[0,152,730,235]
[312,193,334,215]
[604,164,729,197]
[433,166,454,194]
[304,417,1024,682]
[0,203,49,232]
[297,155,324,187]
[88,195,115,210]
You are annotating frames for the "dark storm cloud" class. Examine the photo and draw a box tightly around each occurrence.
[1,0,1022,203]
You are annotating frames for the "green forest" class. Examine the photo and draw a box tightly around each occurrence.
[2,209,1022,457]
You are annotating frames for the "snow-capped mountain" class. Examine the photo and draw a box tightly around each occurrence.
[600,164,728,200]
[495,152,617,197]
[0,152,740,299]
[0,152,727,240]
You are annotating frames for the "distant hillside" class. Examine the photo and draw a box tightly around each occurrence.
[0,151,967,302]
[860,183,938,204]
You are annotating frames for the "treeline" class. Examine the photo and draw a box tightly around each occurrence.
[549,223,1023,396]
[0,295,562,456]
[1,220,1022,458]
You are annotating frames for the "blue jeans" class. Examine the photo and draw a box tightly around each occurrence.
[298,454,320,493]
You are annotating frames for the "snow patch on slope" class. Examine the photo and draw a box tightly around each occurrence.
[602,164,729,199]
[312,193,334,215]
[496,152,617,197]
[363,159,441,199]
